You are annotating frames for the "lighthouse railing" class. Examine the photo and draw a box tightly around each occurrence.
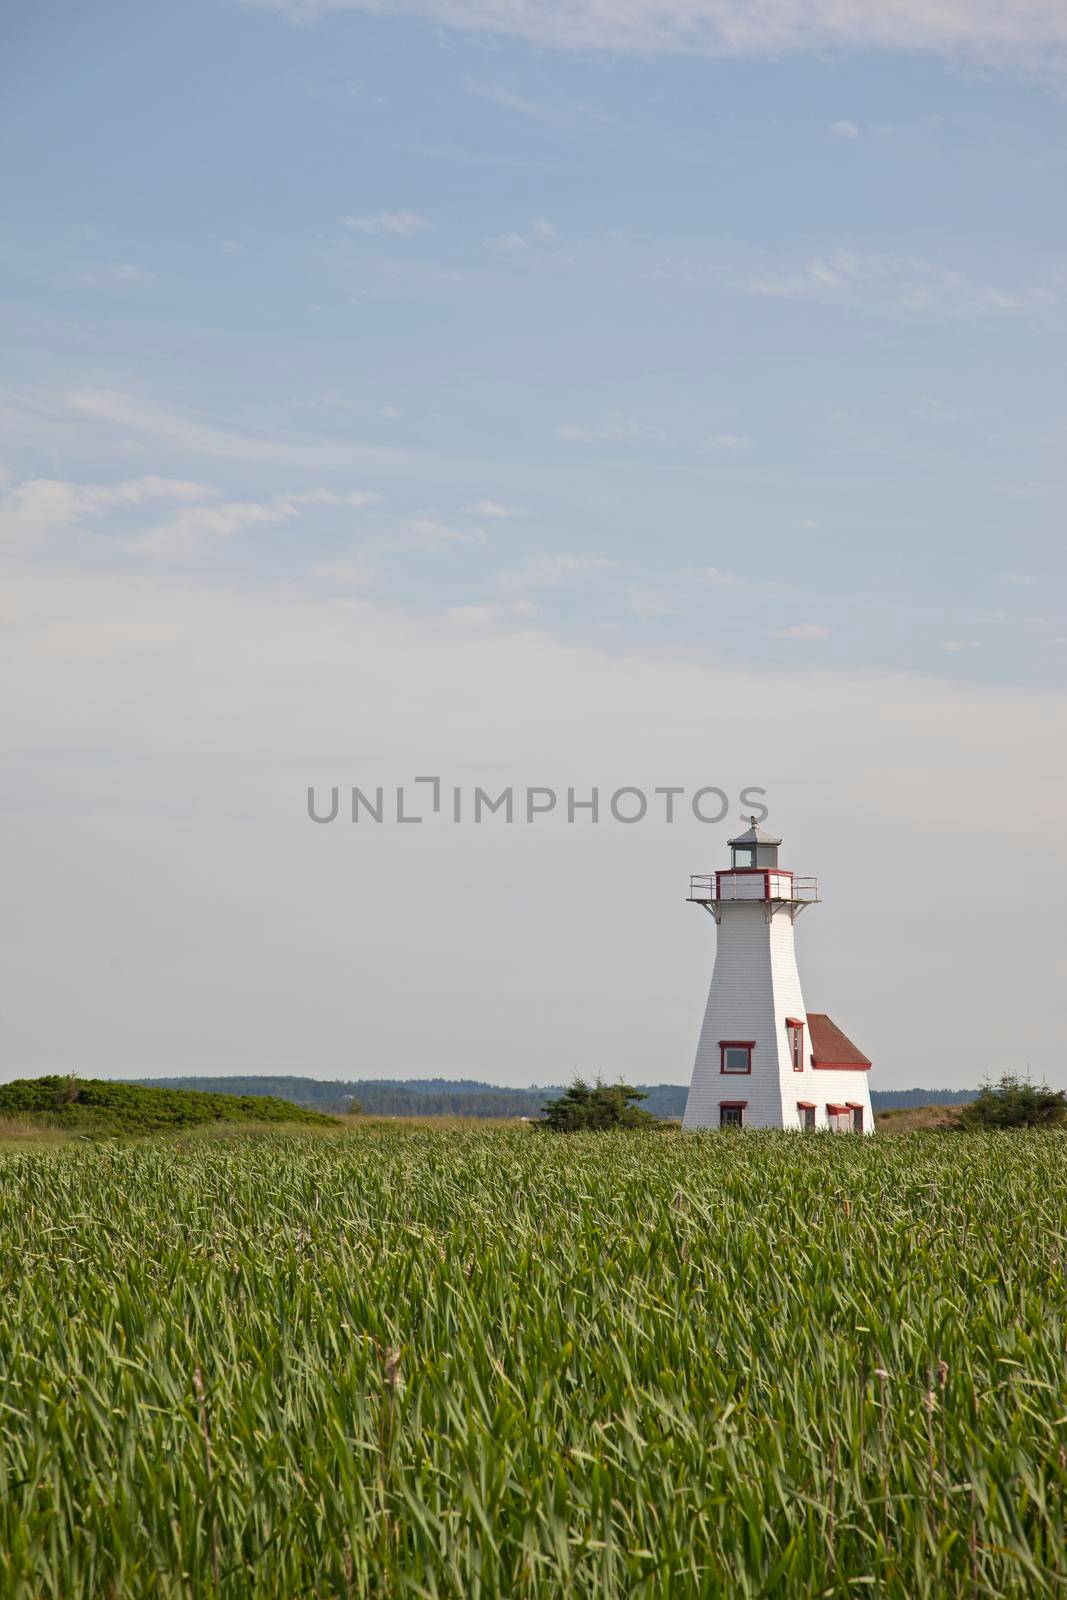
[688,872,820,904]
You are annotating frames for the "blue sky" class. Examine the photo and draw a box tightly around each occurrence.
[4,0,1065,676]
[2,1,1066,1088]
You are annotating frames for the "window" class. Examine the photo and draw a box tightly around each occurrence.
[719,1040,754,1074]
[732,846,755,868]
[797,1101,816,1130]
[786,1018,805,1072]
[719,1102,745,1128]
[849,1104,864,1134]
[826,1103,851,1132]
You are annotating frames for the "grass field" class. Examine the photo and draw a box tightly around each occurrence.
[1,1124,1065,1598]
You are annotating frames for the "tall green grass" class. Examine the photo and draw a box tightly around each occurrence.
[0,1126,1064,1597]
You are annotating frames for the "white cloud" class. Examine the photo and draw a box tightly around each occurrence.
[706,433,752,451]
[997,571,1037,587]
[63,389,417,471]
[402,518,486,549]
[831,120,861,138]
[471,499,515,518]
[308,559,374,585]
[131,487,380,559]
[0,475,212,546]
[447,600,543,624]
[491,219,558,252]
[0,472,380,561]
[495,553,613,596]
[130,500,298,559]
[342,210,433,237]
[74,263,150,288]
[464,80,557,122]
[940,640,982,652]
[65,389,307,462]
[742,251,1056,319]
[247,0,1067,73]
[912,397,959,423]
[279,488,380,509]
[292,395,355,413]
[704,567,742,585]
[556,416,660,444]
[628,587,677,618]
[776,623,831,640]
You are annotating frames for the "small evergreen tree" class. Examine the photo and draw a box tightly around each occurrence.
[959,1073,1067,1130]
[538,1078,656,1132]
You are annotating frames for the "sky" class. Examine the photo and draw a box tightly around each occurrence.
[2,0,1066,1090]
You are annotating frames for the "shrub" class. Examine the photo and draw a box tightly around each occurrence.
[958,1073,1067,1130]
[0,1077,337,1135]
[538,1078,657,1132]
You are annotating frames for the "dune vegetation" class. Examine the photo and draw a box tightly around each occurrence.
[0,1075,337,1137]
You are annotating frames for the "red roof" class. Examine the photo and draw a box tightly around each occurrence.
[806,1012,871,1069]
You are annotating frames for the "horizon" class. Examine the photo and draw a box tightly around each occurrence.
[27,1069,983,1098]
[3,1,1066,1090]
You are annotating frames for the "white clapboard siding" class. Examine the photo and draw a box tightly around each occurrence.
[683,900,874,1133]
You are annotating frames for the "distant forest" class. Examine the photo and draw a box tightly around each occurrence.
[131,1076,977,1119]
[131,1076,674,1119]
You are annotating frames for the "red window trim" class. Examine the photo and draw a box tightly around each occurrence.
[719,1040,754,1075]
[826,1103,849,1115]
[845,1101,865,1110]
[796,1100,816,1109]
[786,1017,805,1072]
[719,1100,747,1127]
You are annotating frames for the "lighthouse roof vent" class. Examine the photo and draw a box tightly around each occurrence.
[727,819,782,847]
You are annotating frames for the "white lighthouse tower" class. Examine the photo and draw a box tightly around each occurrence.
[683,821,874,1133]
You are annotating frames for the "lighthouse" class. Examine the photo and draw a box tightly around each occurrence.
[683,821,873,1133]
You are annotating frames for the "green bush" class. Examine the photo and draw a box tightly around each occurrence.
[958,1072,1067,1130]
[539,1077,657,1131]
[0,1076,336,1135]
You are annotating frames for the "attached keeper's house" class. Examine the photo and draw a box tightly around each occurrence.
[682,821,874,1133]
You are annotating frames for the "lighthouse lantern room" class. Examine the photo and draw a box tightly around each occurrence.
[683,821,873,1133]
